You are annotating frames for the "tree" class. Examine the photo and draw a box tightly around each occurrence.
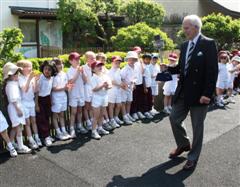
[57,0,123,48]
[0,28,24,62]
[111,22,175,51]
[120,0,165,28]
[177,13,240,50]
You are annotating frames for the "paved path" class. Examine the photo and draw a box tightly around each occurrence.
[0,96,239,187]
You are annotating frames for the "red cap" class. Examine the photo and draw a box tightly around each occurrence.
[168,53,178,61]
[91,60,104,69]
[112,56,122,62]
[133,46,142,53]
[231,49,240,57]
[69,52,80,61]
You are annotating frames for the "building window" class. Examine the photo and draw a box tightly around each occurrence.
[19,19,37,44]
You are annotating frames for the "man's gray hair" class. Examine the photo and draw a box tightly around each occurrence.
[183,15,202,30]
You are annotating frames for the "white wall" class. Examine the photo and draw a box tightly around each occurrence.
[0,0,59,31]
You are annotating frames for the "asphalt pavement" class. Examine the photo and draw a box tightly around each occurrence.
[0,96,239,187]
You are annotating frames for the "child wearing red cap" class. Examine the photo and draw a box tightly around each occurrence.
[67,52,88,138]
[96,53,111,129]
[163,53,179,114]
[90,60,112,140]
[215,51,229,107]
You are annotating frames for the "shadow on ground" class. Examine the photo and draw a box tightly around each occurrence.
[106,157,195,187]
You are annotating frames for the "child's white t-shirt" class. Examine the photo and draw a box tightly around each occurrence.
[52,71,68,103]
[67,66,85,99]
[91,73,109,97]
[218,63,228,82]
[18,74,35,103]
[149,63,160,87]
[143,64,152,88]
[120,64,135,89]
[38,74,53,97]
[108,67,121,91]
[5,81,21,103]
[134,61,143,85]
[83,64,92,85]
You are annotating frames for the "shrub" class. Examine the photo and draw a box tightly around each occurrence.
[111,22,175,51]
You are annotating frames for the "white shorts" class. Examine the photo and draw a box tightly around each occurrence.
[151,85,159,96]
[8,103,25,127]
[69,97,85,107]
[52,102,67,113]
[0,111,9,133]
[121,89,133,102]
[91,95,108,108]
[23,105,36,118]
[84,85,92,102]
[163,90,175,96]
[216,80,228,89]
[108,89,122,104]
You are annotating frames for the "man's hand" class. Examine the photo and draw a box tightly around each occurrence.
[199,96,211,104]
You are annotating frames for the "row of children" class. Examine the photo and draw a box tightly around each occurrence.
[1,46,180,157]
[215,50,240,107]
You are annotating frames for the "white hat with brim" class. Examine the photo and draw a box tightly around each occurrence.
[231,55,240,63]
[3,62,21,80]
[124,51,138,61]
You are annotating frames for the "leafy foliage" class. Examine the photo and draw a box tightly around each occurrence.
[0,28,24,62]
[177,13,240,50]
[111,22,175,51]
[120,0,165,28]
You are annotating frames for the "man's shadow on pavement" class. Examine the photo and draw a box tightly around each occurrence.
[106,157,195,187]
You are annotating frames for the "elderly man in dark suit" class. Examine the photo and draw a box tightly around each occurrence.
[165,15,218,170]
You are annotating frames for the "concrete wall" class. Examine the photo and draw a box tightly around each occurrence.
[0,0,59,31]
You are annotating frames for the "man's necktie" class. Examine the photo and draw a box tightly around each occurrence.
[184,41,195,75]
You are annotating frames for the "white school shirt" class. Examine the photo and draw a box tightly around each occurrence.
[67,66,85,99]
[120,64,136,89]
[18,74,35,104]
[38,74,53,97]
[83,64,92,85]
[52,71,68,103]
[91,73,109,97]
[134,61,143,85]
[5,81,22,103]
[108,67,122,91]
[217,63,228,82]
[149,63,160,87]
[227,63,237,84]
[143,64,152,88]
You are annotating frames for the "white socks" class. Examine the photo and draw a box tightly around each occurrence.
[16,135,24,149]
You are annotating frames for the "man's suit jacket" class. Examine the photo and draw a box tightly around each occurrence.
[168,34,218,106]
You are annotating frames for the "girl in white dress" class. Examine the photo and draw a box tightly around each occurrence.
[3,62,31,154]
[163,53,179,114]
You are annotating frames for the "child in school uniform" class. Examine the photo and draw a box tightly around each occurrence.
[17,60,41,149]
[120,51,138,125]
[215,51,229,107]
[83,51,96,130]
[226,55,240,103]
[131,46,146,121]
[67,52,88,138]
[35,60,57,146]
[51,58,71,140]
[107,56,124,128]
[163,53,179,114]
[142,53,154,119]
[3,62,31,154]
[96,53,112,130]
[91,60,112,140]
[0,110,18,157]
[149,53,161,115]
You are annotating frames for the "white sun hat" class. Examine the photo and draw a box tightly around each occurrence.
[125,51,138,61]
[3,62,21,80]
